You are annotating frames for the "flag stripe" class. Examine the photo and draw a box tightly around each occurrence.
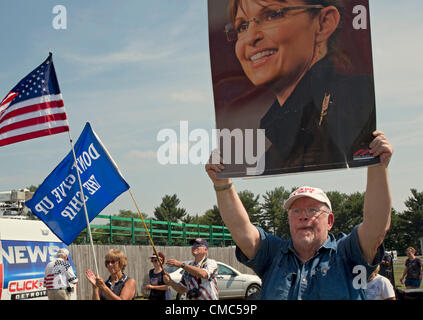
[0,92,18,114]
[0,125,69,146]
[0,119,69,139]
[0,112,68,134]
[0,104,67,130]
[0,94,63,122]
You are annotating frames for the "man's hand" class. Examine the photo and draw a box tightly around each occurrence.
[166,259,183,268]
[369,130,394,168]
[205,149,231,187]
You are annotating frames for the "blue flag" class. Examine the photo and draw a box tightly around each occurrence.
[25,122,130,245]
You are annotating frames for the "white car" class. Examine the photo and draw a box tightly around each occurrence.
[165,261,261,300]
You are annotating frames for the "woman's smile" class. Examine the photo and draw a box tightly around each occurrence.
[248,48,278,66]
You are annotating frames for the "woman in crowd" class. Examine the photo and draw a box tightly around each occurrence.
[85,249,136,300]
[145,252,171,300]
[400,246,423,289]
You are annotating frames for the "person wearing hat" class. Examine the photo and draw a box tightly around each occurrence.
[145,252,171,300]
[44,248,78,300]
[164,238,219,300]
[205,130,393,299]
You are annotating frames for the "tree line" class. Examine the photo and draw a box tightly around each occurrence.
[144,188,423,255]
[24,185,423,254]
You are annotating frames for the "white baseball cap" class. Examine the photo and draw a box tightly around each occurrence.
[283,186,332,211]
[56,248,69,258]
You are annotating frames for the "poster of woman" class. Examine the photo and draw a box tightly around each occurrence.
[208,0,379,177]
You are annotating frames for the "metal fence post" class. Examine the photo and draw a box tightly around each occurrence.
[168,221,172,245]
[210,225,213,246]
[109,215,113,244]
[131,217,135,245]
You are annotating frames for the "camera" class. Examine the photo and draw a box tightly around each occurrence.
[187,287,201,299]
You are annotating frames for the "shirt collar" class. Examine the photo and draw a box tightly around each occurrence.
[283,233,337,255]
[193,256,207,267]
[106,273,127,285]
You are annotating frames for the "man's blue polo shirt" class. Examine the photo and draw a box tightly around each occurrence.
[236,225,384,300]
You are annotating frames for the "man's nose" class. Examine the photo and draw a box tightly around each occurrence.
[297,209,309,220]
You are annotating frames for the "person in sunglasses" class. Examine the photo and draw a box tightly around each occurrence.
[145,252,171,300]
[218,0,378,176]
[206,131,393,299]
[85,249,136,300]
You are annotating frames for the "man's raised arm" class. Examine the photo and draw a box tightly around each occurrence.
[205,155,260,259]
[358,131,394,264]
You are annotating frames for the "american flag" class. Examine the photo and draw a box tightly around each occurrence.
[0,53,69,147]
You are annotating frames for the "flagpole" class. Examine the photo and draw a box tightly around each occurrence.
[67,130,100,276]
[128,189,165,270]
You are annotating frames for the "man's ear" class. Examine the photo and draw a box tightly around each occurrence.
[327,212,335,231]
[315,6,341,44]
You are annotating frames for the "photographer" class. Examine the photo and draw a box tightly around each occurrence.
[164,239,218,300]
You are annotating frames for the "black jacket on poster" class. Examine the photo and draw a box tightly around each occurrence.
[259,57,379,175]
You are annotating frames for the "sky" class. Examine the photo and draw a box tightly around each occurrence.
[0,0,422,221]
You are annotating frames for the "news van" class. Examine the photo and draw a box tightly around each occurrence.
[0,218,77,300]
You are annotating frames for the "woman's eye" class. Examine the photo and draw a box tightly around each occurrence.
[263,9,284,21]
[236,22,249,33]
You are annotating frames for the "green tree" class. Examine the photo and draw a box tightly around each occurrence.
[181,213,202,224]
[153,194,187,223]
[397,189,423,253]
[200,205,224,226]
[328,191,364,236]
[238,190,262,225]
[27,185,39,192]
[260,186,290,236]
[384,208,410,253]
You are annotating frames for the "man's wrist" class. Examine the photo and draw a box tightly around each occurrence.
[180,263,185,269]
[214,183,233,192]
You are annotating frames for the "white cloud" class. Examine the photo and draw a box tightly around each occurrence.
[170,90,209,103]
[384,114,423,147]
[64,42,175,65]
[372,17,423,109]
[125,149,157,160]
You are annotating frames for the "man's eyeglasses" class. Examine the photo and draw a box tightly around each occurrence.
[289,207,329,218]
[105,260,118,265]
[225,5,324,42]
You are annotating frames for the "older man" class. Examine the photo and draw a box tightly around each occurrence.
[44,248,78,300]
[164,239,219,300]
[205,131,393,299]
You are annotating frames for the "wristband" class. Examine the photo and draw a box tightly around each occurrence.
[214,183,233,192]
[180,263,185,269]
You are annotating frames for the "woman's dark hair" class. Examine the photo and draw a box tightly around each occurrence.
[303,0,347,67]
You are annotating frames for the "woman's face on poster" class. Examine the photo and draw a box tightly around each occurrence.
[233,0,321,90]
